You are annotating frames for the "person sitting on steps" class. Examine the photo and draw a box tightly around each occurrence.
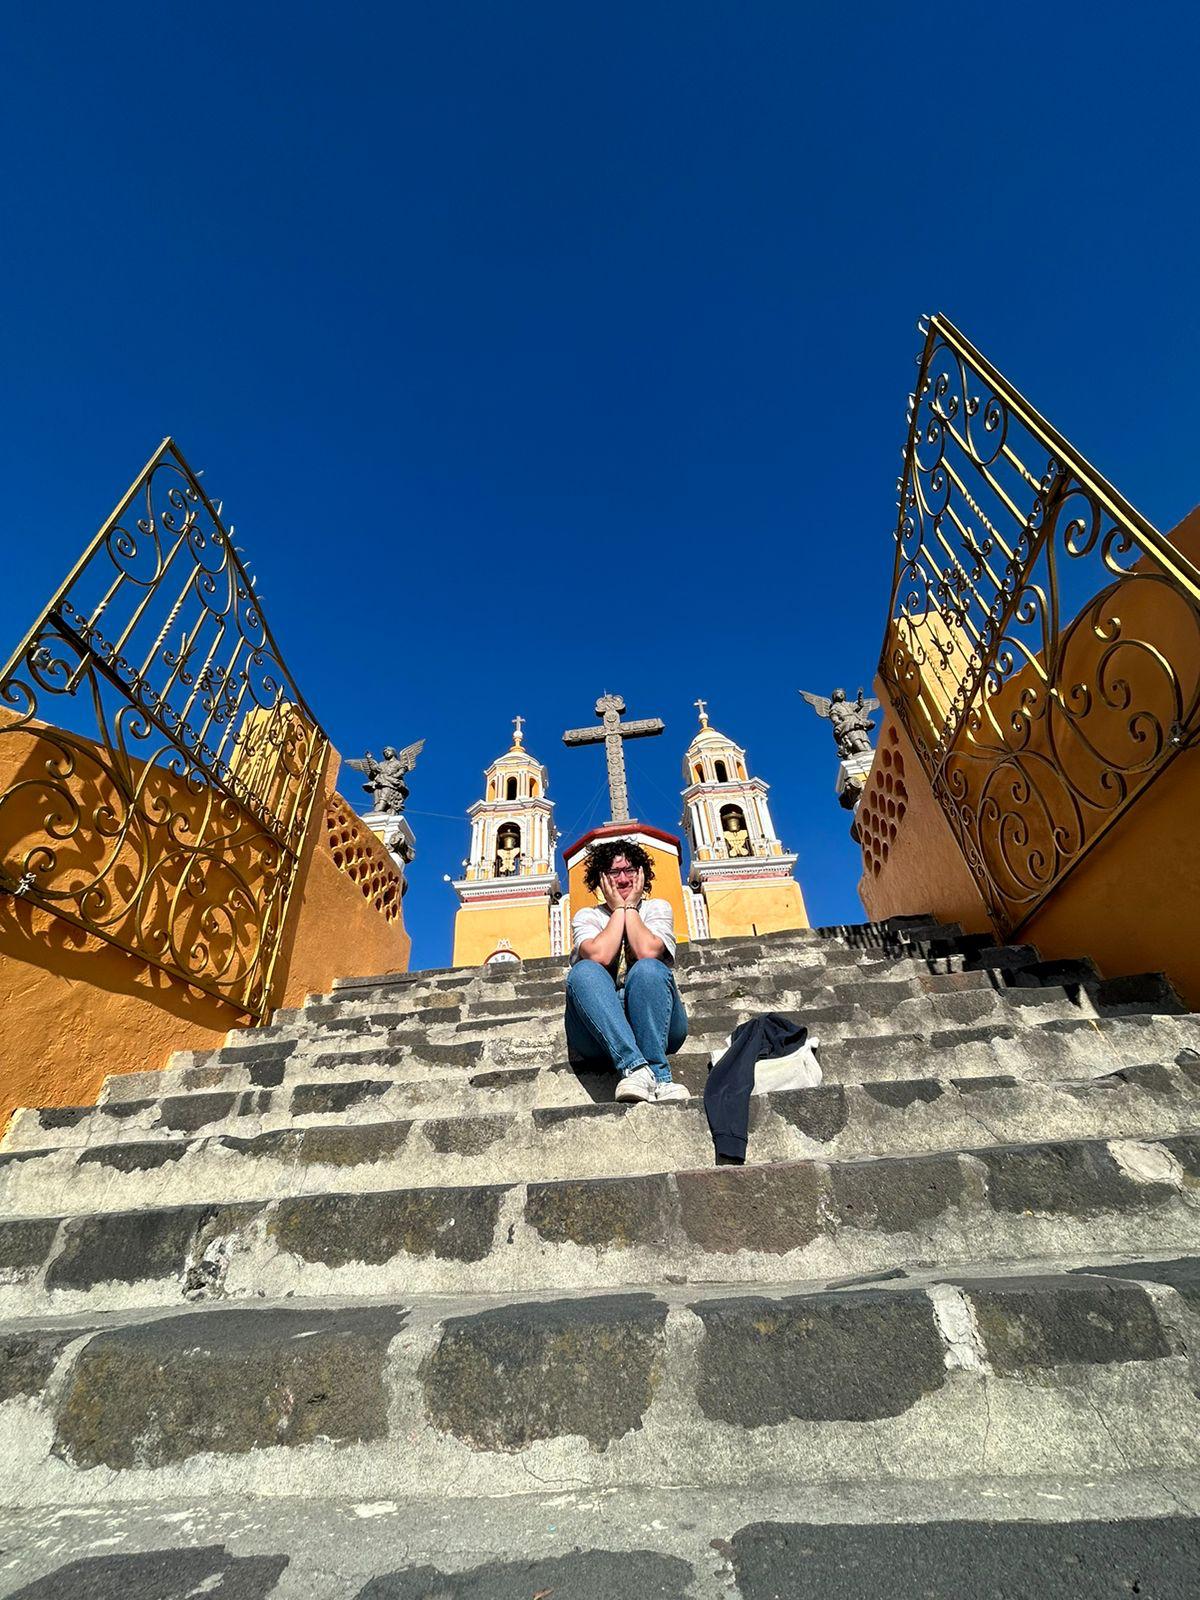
[565,837,689,1104]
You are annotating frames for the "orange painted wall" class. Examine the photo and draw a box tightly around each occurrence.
[857,703,993,935]
[0,729,409,1125]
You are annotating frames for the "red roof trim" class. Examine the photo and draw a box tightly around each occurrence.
[560,819,682,862]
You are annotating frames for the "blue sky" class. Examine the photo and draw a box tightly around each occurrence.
[3,3,1198,969]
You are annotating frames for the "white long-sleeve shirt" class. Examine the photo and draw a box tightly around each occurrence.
[569,897,678,978]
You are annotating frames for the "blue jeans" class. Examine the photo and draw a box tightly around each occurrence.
[564,957,689,1083]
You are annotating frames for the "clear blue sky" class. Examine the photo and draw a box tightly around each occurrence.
[3,3,1198,970]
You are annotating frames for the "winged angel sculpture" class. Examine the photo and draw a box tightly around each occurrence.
[346,740,425,814]
[798,688,879,760]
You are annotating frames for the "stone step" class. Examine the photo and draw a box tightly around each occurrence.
[3,1256,1200,1507]
[299,949,1105,1022]
[189,985,1103,1073]
[6,1052,1199,1199]
[4,1478,1200,1597]
[5,1132,1200,1312]
[57,1011,1200,1143]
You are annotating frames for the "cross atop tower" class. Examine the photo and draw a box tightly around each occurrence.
[694,698,709,728]
[562,692,665,824]
[512,714,525,748]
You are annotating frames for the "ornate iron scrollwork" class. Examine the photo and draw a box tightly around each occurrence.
[0,439,330,1018]
[881,316,1200,935]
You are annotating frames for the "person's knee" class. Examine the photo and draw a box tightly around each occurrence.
[566,959,609,996]
[626,957,671,989]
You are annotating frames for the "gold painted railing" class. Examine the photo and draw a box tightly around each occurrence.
[880,314,1200,935]
[0,439,330,1017]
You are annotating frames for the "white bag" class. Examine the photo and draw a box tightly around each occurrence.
[711,1032,823,1094]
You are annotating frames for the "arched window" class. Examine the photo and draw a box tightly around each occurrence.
[720,804,751,858]
[494,823,521,876]
[692,764,703,783]
[714,759,729,783]
[530,777,540,797]
[486,780,495,801]
[505,775,518,800]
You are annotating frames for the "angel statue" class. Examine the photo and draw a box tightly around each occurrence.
[798,687,880,760]
[346,740,425,815]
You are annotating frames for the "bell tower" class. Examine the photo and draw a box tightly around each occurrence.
[450,718,568,965]
[681,700,809,939]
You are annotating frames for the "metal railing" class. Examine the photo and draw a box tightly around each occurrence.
[0,439,330,1017]
[880,315,1200,934]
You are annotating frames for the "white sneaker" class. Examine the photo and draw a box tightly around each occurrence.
[654,1080,690,1103]
[615,1066,657,1103]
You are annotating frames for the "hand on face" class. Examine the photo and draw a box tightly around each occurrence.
[599,871,626,912]
[600,863,644,910]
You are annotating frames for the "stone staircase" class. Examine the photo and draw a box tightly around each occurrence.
[3,917,1200,1594]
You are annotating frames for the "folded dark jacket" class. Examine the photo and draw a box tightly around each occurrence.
[703,1012,810,1163]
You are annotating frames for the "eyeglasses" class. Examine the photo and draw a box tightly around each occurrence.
[609,867,638,879]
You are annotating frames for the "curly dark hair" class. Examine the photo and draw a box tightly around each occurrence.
[582,837,655,895]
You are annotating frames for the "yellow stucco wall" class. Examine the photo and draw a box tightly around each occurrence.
[0,723,410,1124]
[452,898,553,965]
[703,878,810,939]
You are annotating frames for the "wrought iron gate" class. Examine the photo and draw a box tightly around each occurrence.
[0,438,329,1018]
[880,315,1200,935]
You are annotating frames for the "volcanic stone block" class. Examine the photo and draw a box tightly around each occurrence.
[693,1288,945,1424]
[0,1327,93,1402]
[827,1152,967,1234]
[220,1121,413,1167]
[78,1141,190,1173]
[675,1163,825,1255]
[155,1093,238,1134]
[36,1106,89,1131]
[356,1549,694,1599]
[962,1276,1170,1373]
[770,1086,850,1142]
[6,1546,290,1600]
[52,1305,408,1468]
[423,1115,511,1156]
[1160,1134,1200,1178]
[978,1140,1175,1215]
[45,1203,258,1292]
[268,1185,507,1266]
[1072,1257,1200,1315]
[421,1293,668,1450]
[102,1098,157,1120]
[470,1067,539,1090]
[729,1516,1200,1600]
[0,1216,60,1280]
[861,1080,944,1110]
[290,1081,391,1117]
[525,1173,674,1249]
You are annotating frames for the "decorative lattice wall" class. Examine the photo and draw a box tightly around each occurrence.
[324,796,404,924]
[858,725,907,879]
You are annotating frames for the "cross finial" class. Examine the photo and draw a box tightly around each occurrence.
[562,690,665,824]
[512,714,525,748]
[694,697,709,728]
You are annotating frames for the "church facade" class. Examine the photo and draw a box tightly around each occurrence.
[450,703,808,965]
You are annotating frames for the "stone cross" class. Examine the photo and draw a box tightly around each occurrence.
[562,692,665,824]
[512,714,525,746]
[694,697,709,727]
